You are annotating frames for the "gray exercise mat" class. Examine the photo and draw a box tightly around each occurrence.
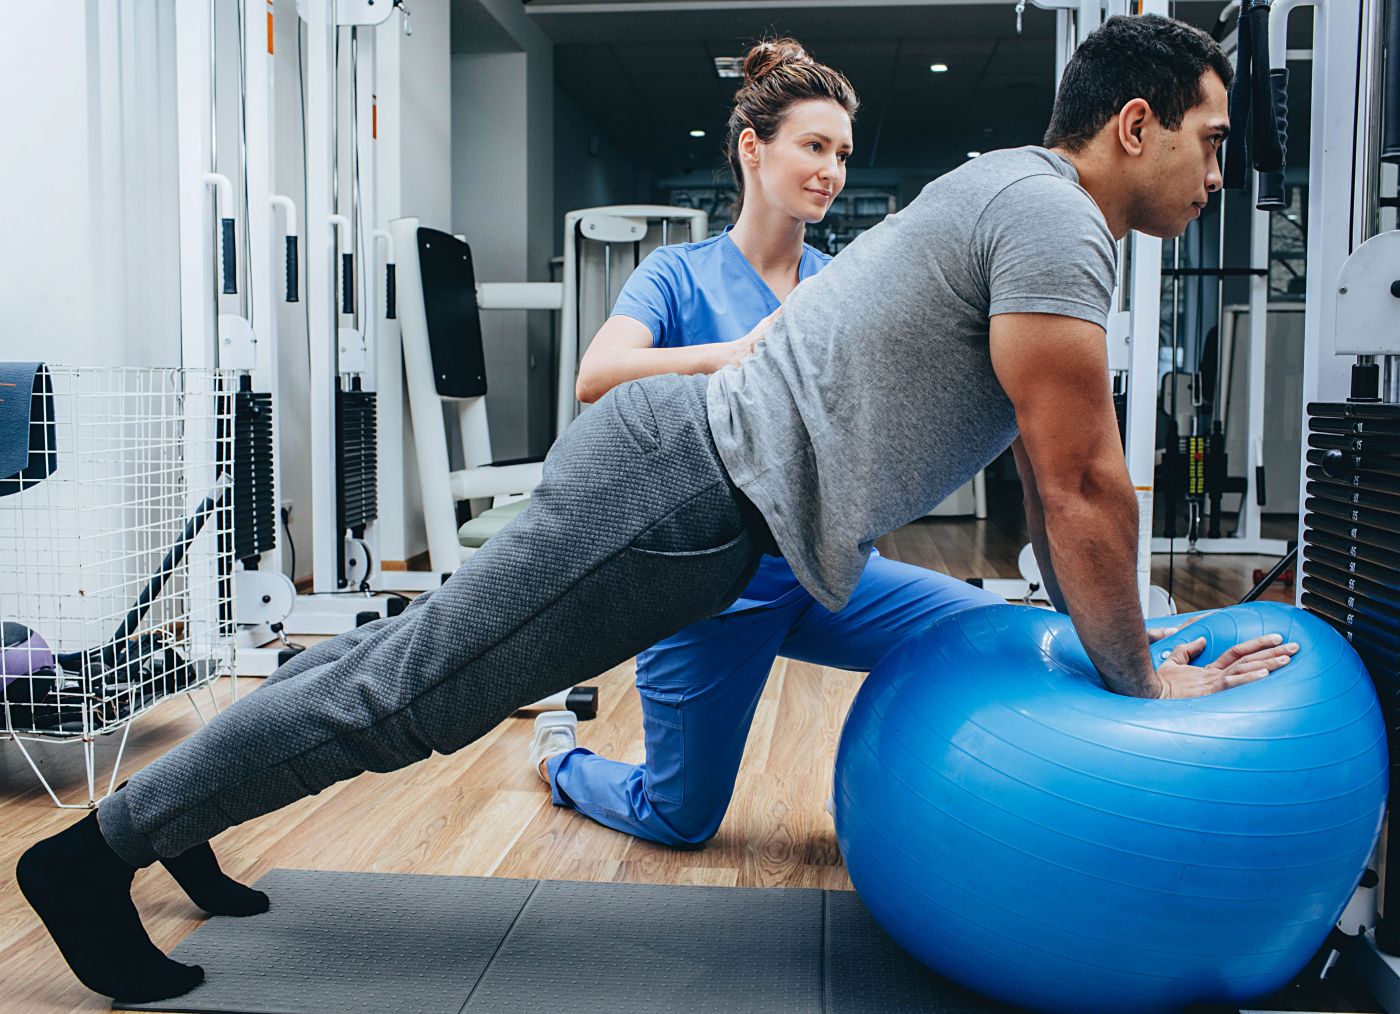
[463,878,823,1013]
[824,889,1017,1014]
[118,869,536,1014]
[117,868,1013,1014]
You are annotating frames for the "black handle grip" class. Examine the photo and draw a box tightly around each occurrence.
[1385,0,1400,162]
[1255,464,1267,507]
[221,217,237,294]
[1257,68,1289,210]
[285,235,299,303]
[1247,2,1283,173]
[385,264,396,320]
[341,252,354,315]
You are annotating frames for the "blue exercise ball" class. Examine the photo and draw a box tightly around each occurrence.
[834,602,1387,1014]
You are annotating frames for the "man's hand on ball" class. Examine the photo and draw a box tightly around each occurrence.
[1152,634,1298,699]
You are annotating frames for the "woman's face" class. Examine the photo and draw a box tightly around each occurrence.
[746,98,852,224]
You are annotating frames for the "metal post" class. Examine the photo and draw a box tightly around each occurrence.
[1124,231,1163,614]
[1124,0,1168,612]
[303,0,340,594]
[175,1,217,371]
[242,0,284,578]
[1240,172,1271,547]
[1293,0,1363,592]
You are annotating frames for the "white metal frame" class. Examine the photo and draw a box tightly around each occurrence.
[392,205,710,582]
[557,205,710,438]
[1149,13,1292,559]
[1265,0,1400,1007]
[173,0,301,679]
[390,217,558,583]
[1000,0,1166,611]
[275,0,406,631]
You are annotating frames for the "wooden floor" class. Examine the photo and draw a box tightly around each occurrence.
[0,500,1354,1014]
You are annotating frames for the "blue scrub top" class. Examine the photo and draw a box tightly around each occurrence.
[610,229,835,611]
[611,229,830,349]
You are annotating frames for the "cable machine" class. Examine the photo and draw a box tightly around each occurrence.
[1246,0,1400,1003]
[981,0,1168,614]
[173,0,302,676]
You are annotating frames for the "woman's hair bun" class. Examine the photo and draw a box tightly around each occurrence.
[741,37,810,86]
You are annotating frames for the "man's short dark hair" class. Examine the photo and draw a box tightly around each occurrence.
[1043,14,1233,153]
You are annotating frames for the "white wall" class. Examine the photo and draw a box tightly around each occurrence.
[553,89,654,256]
[0,1,181,367]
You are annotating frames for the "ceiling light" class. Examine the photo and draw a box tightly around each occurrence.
[689,129,706,138]
[930,63,949,73]
[966,150,982,158]
[714,57,743,79]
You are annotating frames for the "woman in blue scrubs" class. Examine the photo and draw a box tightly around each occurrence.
[530,38,1003,847]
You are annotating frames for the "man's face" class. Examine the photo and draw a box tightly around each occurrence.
[1131,72,1230,238]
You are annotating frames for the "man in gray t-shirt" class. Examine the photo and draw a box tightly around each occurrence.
[708,21,1291,701]
[709,145,1117,614]
[24,16,1302,1005]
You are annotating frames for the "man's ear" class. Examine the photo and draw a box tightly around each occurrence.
[1116,98,1152,157]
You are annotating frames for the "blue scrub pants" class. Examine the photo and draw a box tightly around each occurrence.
[546,555,1001,847]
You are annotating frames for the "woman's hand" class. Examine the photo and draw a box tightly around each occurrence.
[715,308,781,369]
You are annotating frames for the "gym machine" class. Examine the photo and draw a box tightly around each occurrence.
[173,0,304,678]
[1234,0,1400,1006]
[389,206,708,585]
[982,0,1169,614]
[1151,0,1292,559]
[284,0,409,635]
[556,206,710,438]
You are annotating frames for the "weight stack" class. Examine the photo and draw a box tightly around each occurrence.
[335,386,379,537]
[1301,401,1400,949]
[233,390,277,562]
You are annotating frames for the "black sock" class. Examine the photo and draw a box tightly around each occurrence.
[16,811,205,1002]
[112,782,268,917]
[161,842,269,917]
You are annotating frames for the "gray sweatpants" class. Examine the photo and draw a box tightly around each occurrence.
[98,374,769,867]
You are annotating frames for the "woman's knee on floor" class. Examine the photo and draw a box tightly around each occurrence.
[645,793,730,849]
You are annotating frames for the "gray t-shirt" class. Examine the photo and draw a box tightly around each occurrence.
[706,146,1117,611]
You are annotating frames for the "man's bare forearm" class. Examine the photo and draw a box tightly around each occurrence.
[1039,476,1158,697]
[1023,498,1068,613]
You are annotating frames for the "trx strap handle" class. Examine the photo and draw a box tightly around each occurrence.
[1385,0,1400,163]
[220,217,238,294]
[1224,0,1284,196]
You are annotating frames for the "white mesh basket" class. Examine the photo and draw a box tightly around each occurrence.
[0,365,237,806]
